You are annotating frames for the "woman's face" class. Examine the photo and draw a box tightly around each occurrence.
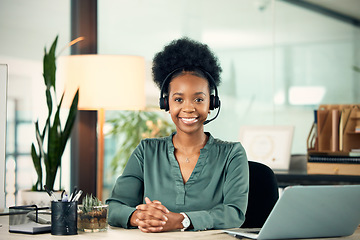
[168,73,210,135]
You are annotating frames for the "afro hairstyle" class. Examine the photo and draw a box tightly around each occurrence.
[152,37,222,92]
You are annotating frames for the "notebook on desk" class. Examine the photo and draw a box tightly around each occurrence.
[223,185,360,240]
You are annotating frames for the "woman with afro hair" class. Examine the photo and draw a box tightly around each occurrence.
[106,38,249,233]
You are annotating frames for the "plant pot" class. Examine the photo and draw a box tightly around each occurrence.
[77,205,108,232]
[18,190,62,207]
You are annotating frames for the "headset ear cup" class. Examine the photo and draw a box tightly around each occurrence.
[210,95,215,110]
[214,95,220,109]
[159,97,166,110]
[210,95,220,110]
[159,96,169,111]
[164,96,169,111]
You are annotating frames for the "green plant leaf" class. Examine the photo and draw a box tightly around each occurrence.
[31,143,42,191]
[35,121,46,159]
[46,99,62,190]
[45,88,53,117]
[81,194,102,213]
[43,35,58,90]
[35,119,49,189]
[61,89,79,151]
[36,119,46,143]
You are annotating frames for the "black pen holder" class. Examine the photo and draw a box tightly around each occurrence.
[51,201,78,235]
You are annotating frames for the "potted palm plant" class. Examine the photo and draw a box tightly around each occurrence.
[29,36,79,194]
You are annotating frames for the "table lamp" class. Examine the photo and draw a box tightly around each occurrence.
[58,55,145,199]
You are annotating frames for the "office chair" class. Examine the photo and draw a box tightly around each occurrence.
[242,161,279,228]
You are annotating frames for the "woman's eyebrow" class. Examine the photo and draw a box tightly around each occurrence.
[194,92,207,96]
[172,92,207,97]
[171,92,183,97]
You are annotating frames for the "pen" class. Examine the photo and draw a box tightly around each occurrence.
[61,190,66,199]
[61,190,66,201]
[68,186,77,202]
[62,194,68,202]
[44,185,58,202]
[72,190,83,202]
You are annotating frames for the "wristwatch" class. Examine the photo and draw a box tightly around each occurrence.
[180,212,190,231]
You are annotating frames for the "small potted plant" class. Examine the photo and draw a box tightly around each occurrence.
[77,194,108,232]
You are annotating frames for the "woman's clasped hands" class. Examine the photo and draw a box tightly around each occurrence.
[130,197,184,232]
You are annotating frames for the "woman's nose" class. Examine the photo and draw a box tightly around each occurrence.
[182,100,195,112]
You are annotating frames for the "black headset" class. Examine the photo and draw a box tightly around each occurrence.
[159,67,221,125]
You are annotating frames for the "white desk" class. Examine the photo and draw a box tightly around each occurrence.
[1,216,359,240]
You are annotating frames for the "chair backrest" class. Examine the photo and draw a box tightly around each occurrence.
[242,161,279,228]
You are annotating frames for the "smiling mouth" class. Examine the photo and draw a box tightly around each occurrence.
[179,117,199,124]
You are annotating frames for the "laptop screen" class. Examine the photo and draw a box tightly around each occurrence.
[0,64,8,210]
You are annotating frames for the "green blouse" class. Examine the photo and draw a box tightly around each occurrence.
[106,132,249,231]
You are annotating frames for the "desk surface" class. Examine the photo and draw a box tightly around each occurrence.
[1,216,359,240]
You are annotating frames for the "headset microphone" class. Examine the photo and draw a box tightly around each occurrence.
[203,101,221,125]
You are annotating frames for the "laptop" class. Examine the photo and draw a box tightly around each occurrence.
[223,185,360,239]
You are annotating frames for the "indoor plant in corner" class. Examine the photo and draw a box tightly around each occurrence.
[20,36,79,206]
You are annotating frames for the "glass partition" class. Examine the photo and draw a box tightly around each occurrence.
[1,0,359,203]
[99,0,360,199]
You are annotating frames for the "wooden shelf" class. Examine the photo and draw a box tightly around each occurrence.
[308,104,360,153]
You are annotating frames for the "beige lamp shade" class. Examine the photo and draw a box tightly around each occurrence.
[57,54,146,110]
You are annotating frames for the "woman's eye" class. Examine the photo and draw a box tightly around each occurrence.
[195,98,204,103]
[174,98,183,103]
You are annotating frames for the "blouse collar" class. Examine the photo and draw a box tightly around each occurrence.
[167,132,214,153]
